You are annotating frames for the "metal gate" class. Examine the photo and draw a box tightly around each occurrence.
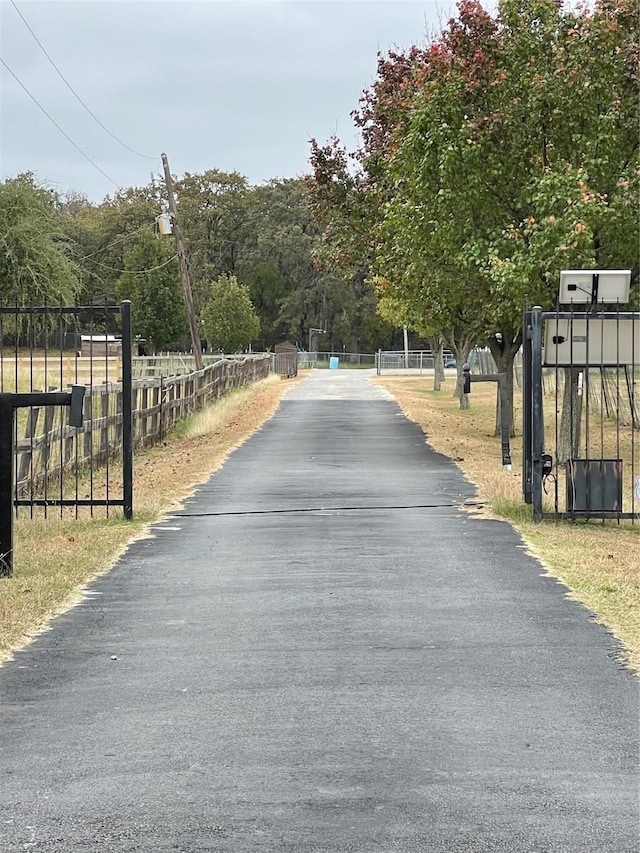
[523,303,639,522]
[0,302,133,573]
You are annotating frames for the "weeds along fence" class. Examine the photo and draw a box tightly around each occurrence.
[128,355,271,446]
[12,354,271,503]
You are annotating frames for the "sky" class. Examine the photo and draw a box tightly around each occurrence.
[0,0,456,203]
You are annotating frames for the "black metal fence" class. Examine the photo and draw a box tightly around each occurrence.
[0,303,133,532]
[523,306,639,522]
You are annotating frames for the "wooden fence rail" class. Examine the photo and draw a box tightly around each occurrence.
[14,355,271,498]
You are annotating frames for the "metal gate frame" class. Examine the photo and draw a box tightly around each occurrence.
[523,305,639,523]
[0,302,133,575]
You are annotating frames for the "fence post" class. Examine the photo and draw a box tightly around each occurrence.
[17,407,40,487]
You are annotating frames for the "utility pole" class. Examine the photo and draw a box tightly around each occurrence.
[161,152,203,371]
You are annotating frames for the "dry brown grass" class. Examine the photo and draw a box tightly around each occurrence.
[374,376,640,671]
[0,354,119,391]
[0,374,296,663]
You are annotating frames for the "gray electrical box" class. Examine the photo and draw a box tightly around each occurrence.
[566,459,623,513]
[543,316,640,366]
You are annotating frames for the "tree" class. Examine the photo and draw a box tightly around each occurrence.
[200,274,260,353]
[308,0,638,422]
[116,230,188,352]
[61,183,160,304]
[369,0,638,422]
[0,173,80,305]
[241,261,288,345]
[174,169,254,313]
[239,179,318,347]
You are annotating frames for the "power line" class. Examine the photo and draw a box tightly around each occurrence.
[77,225,152,260]
[0,57,120,189]
[10,0,157,162]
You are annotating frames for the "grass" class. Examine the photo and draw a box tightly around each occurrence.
[374,376,640,672]
[0,373,294,663]
[0,353,120,391]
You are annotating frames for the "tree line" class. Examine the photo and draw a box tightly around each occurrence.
[0,170,402,354]
[307,0,639,425]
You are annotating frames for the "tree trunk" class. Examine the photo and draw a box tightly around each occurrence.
[557,367,583,463]
[488,332,522,438]
[448,337,474,410]
[429,337,444,391]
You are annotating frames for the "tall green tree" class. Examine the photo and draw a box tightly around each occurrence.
[116,230,188,352]
[174,170,253,312]
[60,183,160,304]
[310,0,638,419]
[379,0,639,425]
[200,274,260,353]
[0,173,80,305]
[239,179,316,347]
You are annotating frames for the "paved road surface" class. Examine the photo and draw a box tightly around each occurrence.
[1,370,638,852]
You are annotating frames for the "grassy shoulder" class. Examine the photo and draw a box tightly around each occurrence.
[0,374,296,663]
[374,376,640,672]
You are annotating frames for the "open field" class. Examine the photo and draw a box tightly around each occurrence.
[374,376,640,671]
[0,353,120,392]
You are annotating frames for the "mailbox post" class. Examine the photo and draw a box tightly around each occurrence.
[0,385,85,578]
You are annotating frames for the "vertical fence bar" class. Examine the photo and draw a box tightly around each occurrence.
[88,303,94,516]
[531,307,544,522]
[58,306,64,517]
[74,308,80,519]
[121,301,133,519]
[615,306,621,521]
[35,307,46,519]
[632,308,637,520]
[104,308,111,517]
[583,311,592,520]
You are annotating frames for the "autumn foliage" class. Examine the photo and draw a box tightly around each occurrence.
[307,0,639,411]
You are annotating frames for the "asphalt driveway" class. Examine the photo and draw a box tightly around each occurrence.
[0,370,638,852]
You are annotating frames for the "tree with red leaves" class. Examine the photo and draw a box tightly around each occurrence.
[308,0,639,424]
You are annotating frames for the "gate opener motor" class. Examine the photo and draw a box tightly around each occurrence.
[0,385,86,578]
[462,364,512,470]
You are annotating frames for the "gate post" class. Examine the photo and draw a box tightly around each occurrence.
[121,300,133,520]
[531,307,544,522]
[0,396,14,577]
[522,311,533,504]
